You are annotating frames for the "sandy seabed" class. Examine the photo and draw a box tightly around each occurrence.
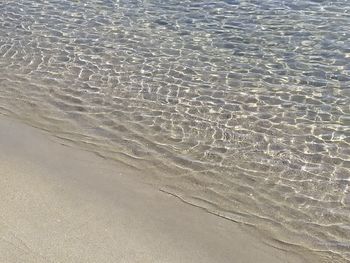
[0,115,314,263]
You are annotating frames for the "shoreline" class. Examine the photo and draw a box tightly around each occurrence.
[0,115,313,263]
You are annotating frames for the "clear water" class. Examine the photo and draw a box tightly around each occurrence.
[1,0,350,261]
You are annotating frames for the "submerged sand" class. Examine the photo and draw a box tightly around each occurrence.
[0,115,311,263]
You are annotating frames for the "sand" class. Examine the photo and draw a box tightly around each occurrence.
[0,115,311,263]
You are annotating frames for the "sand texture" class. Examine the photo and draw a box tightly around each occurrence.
[0,116,311,263]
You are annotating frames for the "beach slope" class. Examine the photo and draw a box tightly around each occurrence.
[0,116,307,263]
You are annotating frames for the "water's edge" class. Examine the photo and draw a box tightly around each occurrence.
[0,111,338,263]
[1,1,350,262]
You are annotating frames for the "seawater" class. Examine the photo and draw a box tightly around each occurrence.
[1,0,350,261]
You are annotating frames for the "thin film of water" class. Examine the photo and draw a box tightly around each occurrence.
[0,0,350,261]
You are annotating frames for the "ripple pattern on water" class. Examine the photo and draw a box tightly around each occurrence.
[1,0,350,261]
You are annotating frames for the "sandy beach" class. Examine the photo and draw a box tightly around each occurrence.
[0,115,314,263]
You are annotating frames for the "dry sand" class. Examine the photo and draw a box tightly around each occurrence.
[0,115,311,263]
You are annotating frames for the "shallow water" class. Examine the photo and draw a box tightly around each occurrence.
[1,0,350,261]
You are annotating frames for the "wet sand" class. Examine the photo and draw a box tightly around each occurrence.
[0,115,310,263]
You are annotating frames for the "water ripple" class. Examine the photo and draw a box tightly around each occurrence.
[1,0,350,261]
